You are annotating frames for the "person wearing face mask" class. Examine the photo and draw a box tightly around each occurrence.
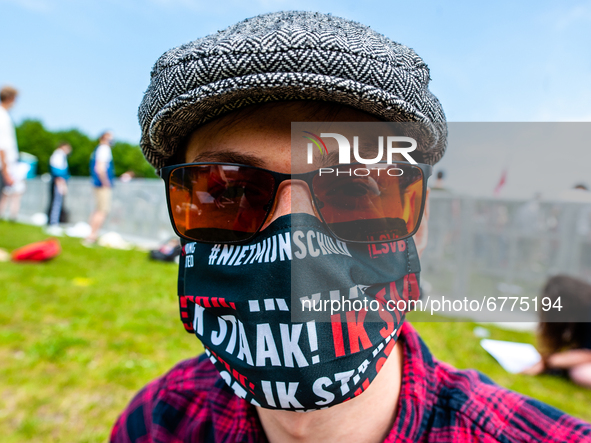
[111,12,591,443]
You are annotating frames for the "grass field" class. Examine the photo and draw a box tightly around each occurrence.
[1,221,590,442]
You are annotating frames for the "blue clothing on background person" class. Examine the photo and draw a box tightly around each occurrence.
[85,132,115,244]
[89,142,114,187]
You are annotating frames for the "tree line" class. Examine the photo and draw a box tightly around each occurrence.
[15,119,157,178]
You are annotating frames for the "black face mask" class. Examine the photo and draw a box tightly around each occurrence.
[178,213,421,411]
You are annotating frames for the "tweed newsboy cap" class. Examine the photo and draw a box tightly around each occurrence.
[139,11,447,168]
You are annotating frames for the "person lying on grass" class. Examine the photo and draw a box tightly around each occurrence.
[523,275,591,389]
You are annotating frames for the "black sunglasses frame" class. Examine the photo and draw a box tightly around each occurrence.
[159,161,432,245]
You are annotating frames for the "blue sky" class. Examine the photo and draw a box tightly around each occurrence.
[2,0,591,197]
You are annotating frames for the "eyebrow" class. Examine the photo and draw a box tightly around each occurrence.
[190,150,267,168]
[191,143,401,170]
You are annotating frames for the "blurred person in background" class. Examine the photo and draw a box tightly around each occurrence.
[523,275,591,389]
[46,141,72,234]
[0,85,25,221]
[84,131,114,245]
[119,170,135,183]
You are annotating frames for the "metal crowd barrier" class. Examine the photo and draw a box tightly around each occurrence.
[19,177,175,243]
[16,179,591,321]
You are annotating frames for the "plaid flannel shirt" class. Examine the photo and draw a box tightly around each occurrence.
[111,322,591,442]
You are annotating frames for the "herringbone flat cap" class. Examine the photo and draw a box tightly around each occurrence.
[139,11,447,168]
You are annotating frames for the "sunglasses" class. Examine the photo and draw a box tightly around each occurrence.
[159,162,432,245]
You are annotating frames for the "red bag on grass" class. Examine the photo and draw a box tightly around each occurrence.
[11,238,61,262]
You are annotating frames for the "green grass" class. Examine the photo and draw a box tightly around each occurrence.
[410,317,591,421]
[0,222,199,442]
[0,222,590,441]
